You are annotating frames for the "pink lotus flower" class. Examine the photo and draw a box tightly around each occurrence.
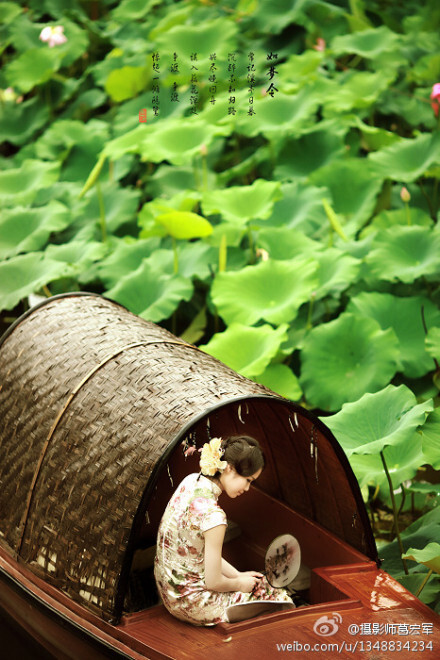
[430,83,440,117]
[400,186,411,203]
[39,26,67,48]
[313,38,326,52]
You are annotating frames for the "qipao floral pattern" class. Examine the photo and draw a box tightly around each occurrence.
[154,473,292,626]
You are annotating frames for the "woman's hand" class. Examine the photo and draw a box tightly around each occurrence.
[236,571,264,593]
[204,526,264,593]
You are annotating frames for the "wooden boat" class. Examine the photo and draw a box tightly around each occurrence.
[0,293,438,659]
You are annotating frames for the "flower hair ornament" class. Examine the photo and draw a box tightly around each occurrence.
[199,437,227,476]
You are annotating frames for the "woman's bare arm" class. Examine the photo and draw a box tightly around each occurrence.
[221,557,239,578]
[204,526,262,592]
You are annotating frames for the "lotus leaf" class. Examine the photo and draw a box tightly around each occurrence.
[91,49,134,88]
[81,182,141,235]
[104,117,230,165]
[9,14,88,65]
[314,248,360,298]
[104,260,193,322]
[112,0,161,21]
[418,408,440,470]
[153,17,238,62]
[248,0,309,33]
[261,181,328,239]
[274,124,346,179]
[348,293,440,378]
[256,228,324,261]
[0,202,72,260]
[404,482,440,496]
[331,26,401,59]
[323,384,433,457]
[147,4,193,40]
[0,252,70,312]
[369,132,440,182]
[202,179,281,225]
[309,159,383,236]
[235,89,322,139]
[205,224,245,250]
[0,2,21,23]
[365,225,440,283]
[277,51,324,86]
[347,115,401,152]
[323,70,395,116]
[199,323,288,379]
[0,96,49,146]
[379,86,435,131]
[211,257,318,326]
[402,544,440,574]
[255,363,302,401]
[380,507,440,577]
[179,307,207,345]
[409,52,440,87]
[361,207,433,238]
[133,243,215,282]
[34,119,109,163]
[149,165,199,197]
[97,238,160,288]
[45,240,107,268]
[348,434,425,491]
[0,160,60,208]
[5,47,62,93]
[394,574,440,606]
[301,315,400,411]
[155,211,212,240]
[105,66,150,103]
[426,327,440,364]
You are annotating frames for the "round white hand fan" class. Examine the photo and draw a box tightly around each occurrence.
[263,533,301,588]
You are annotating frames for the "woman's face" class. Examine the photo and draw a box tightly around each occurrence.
[219,464,262,498]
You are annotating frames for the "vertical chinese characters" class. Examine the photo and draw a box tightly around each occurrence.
[152,52,160,117]
[266,52,279,98]
[209,53,217,106]
[171,52,179,103]
[247,51,256,116]
[190,53,199,115]
[228,52,237,116]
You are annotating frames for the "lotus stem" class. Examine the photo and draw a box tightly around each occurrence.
[433,178,439,223]
[306,292,316,330]
[96,181,107,243]
[415,569,433,598]
[397,482,406,517]
[380,450,408,575]
[219,234,227,273]
[404,202,411,226]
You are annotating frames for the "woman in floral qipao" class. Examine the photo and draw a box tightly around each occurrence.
[154,435,293,626]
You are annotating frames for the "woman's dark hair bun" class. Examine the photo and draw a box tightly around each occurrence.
[221,435,265,477]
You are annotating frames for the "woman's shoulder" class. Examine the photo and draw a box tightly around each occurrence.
[176,474,221,503]
[177,473,199,491]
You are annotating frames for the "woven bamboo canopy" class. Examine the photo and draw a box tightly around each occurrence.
[0,293,377,622]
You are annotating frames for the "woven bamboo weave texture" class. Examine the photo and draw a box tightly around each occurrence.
[0,294,270,618]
